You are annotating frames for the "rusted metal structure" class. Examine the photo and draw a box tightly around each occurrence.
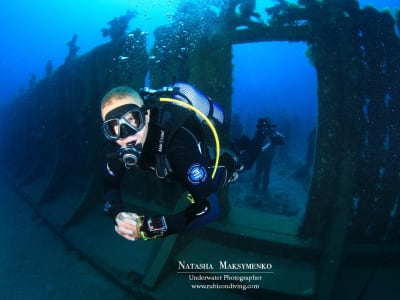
[0,1,399,299]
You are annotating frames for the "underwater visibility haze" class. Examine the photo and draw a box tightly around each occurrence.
[0,0,397,102]
[0,0,399,299]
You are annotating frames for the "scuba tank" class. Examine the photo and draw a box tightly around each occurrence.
[140,82,224,125]
[172,83,224,125]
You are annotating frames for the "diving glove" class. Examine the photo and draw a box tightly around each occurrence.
[115,212,142,241]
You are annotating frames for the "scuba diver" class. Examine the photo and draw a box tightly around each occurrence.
[253,117,286,193]
[100,83,272,241]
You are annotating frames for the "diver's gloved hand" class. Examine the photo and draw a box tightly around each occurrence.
[114,212,143,241]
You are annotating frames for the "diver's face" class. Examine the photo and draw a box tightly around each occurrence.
[101,97,150,148]
[115,110,150,148]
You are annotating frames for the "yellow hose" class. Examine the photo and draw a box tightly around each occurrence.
[159,97,220,179]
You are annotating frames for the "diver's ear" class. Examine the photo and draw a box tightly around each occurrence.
[145,109,151,121]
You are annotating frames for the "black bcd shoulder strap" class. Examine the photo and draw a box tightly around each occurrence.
[151,101,199,179]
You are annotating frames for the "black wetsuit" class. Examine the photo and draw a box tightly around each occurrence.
[103,106,266,237]
[254,131,286,192]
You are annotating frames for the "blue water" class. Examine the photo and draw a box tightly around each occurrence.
[232,41,317,143]
[0,0,398,103]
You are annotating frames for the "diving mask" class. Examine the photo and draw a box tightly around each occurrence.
[103,105,146,141]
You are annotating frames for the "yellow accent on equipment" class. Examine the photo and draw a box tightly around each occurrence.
[159,97,220,179]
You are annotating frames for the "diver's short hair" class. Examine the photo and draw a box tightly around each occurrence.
[100,86,144,120]
[101,86,143,110]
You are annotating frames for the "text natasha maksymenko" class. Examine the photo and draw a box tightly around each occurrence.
[177,260,273,271]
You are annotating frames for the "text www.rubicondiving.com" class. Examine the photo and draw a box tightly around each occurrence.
[191,283,260,291]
